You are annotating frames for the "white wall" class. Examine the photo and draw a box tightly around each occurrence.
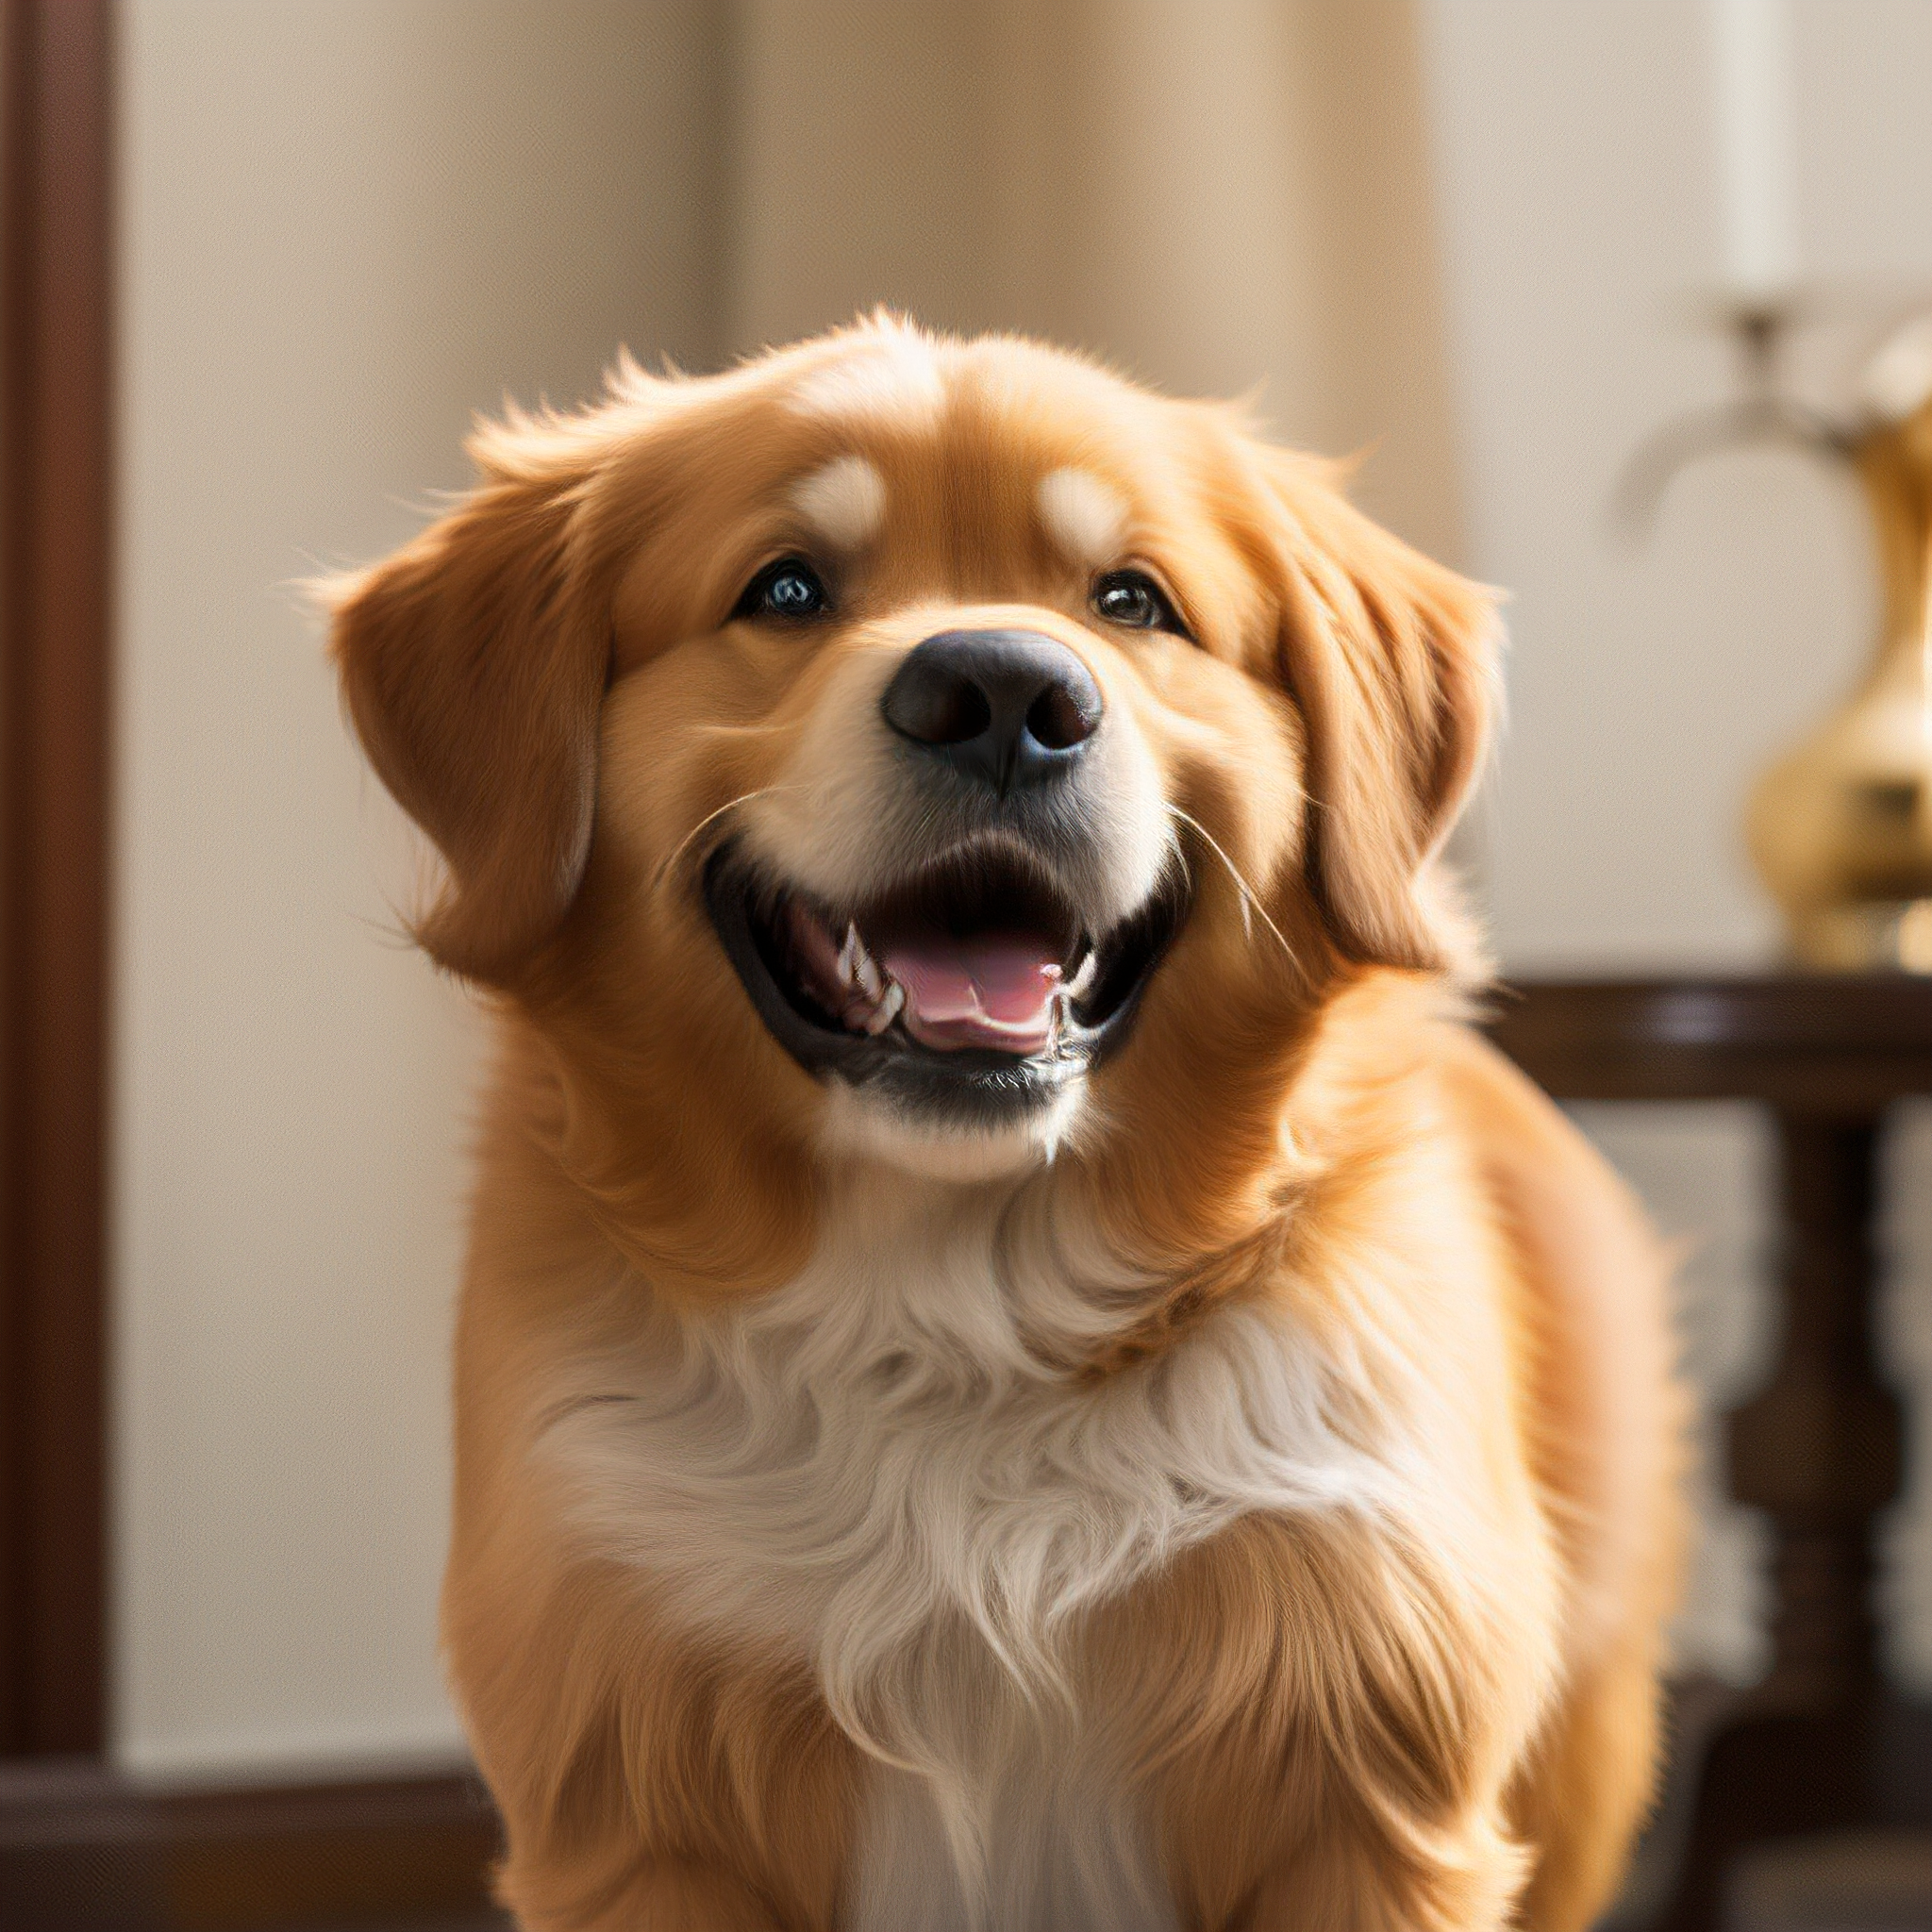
[113,0,722,1779]
[1418,0,1932,1686]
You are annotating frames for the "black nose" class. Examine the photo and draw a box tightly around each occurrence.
[879,628,1103,795]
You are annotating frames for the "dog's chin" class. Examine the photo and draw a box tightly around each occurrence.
[703,841,1184,1149]
[816,1079,1086,1182]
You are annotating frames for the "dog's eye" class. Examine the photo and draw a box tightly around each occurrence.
[734,557,830,622]
[1092,570,1185,636]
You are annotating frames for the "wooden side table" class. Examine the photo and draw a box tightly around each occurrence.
[1488,977,1932,1932]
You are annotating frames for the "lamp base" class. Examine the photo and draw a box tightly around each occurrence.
[1786,897,1932,974]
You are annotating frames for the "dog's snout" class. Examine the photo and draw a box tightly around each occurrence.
[880,628,1103,795]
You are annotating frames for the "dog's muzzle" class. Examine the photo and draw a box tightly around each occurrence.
[703,626,1186,1125]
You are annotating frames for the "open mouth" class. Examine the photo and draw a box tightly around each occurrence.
[705,840,1184,1117]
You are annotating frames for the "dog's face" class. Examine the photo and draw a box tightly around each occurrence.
[332,321,1494,1279]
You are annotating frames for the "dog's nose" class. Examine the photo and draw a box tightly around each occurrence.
[879,628,1103,794]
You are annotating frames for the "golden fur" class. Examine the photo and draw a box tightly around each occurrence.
[330,318,1685,1930]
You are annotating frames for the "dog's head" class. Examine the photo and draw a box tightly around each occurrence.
[330,319,1496,1283]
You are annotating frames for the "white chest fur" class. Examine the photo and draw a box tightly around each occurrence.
[533,1174,1413,1931]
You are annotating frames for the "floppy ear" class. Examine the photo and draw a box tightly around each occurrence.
[327,422,610,984]
[1261,456,1500,972]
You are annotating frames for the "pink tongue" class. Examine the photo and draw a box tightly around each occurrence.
[882,933,1063,1053]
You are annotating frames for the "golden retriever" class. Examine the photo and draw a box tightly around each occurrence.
[328,317,1684,1932]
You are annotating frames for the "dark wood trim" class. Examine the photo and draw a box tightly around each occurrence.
[0,0,116,1757]
[0,1761,505,1930]
[1485,974,1932,1115]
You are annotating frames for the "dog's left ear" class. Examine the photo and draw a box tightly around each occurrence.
[1258,453,1500,973]
[325,417,613,985]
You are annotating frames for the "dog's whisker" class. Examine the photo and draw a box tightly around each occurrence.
[348,908,423,953]
[653,785,800,895]
[1162,806,1298,970]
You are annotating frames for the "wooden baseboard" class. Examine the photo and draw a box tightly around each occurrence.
[0,1759,504,1930]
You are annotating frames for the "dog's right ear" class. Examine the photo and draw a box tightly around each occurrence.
[325,419,611,985]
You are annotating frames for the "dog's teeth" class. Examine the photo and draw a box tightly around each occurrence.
[1066,948,1098,1000]
[830,919,861,981]
[838,921,887,1000]
[865,979,905,1035]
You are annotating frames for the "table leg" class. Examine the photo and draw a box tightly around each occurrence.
[1652,1112,1913,1932]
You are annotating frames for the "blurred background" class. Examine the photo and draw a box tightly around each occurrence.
[8,1,1932,1926]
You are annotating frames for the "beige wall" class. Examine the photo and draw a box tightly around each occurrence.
[113,0,723,1777]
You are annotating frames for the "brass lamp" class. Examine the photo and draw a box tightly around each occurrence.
[1747,338,1932,970]
[1627,308,1932,973]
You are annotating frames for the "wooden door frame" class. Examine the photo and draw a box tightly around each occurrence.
[0,23,507,1923]
[0,0,115,1758]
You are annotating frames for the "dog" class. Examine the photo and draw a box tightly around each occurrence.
[328,316,1684,1932]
